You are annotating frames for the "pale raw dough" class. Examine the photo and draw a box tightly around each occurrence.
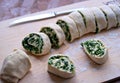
[82,40,108,64]
[108,4,120,27]
[37,32,51,56]
[57,16,79,42]
[69,11,87,37]
[0,49,31,83]
[40,24,65,47]
[23,32,51,56]
[99,5,117,29]
[91,7,107,32]
[47,54,75,78]
[79,8,96,33]
[48,64,75,78]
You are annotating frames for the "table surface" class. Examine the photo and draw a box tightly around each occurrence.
[0,0,120,83]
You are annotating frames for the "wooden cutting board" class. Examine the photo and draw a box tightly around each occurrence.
[0,0,120,83]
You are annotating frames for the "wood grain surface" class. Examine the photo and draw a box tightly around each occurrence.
[0,0,120,83]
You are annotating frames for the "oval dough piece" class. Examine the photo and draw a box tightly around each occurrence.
[0,49,31,83]
[78,8,96,33]
[56,16,79,42]
[81,39,108,64]
[108,4,120,27]
[91,7,107,32]
[22,32,51,56]
[99,5,117,29]
[69,11,87,37]
[48,54,75,78]
[40,23,65,48]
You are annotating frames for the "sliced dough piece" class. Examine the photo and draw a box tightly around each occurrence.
[99,5,117,29]
[56,16,79,42]
[81,39,108,64]
[78,8,96,33]
[108,4,120,27]
[22,32,51,56]
[68,11,87,37]
[91,7,107,32]
[48,54,75,78]
[0,49,31,83]
[40,24,65,48]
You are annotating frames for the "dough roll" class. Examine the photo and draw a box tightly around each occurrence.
[48,54,75,78]
[40,24,65,48]
[91,7,107,32]
[99,5,117,29]
[81,39,108,64]
[68,11,87,37]
[108,4,120,27]
[56,16,79,42]
[22,32,51,56]
[0,49,31,83]
[78,8,96,33]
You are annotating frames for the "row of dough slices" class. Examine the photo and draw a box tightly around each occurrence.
[22,24,65,56]
[57,4,120,42]
[22,4,120,56]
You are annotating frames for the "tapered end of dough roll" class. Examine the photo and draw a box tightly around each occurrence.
[0,49,31,83]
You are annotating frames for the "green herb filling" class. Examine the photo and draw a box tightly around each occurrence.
[81,40,105,57]
[22,33,44,54]
[56,20,71,41]
[48,55,75,73]
[78,11,87,28]
[101,10,108,29]
[95,16,99,33]
[40,27,59,48]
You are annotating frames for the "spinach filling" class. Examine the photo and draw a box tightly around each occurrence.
[78,11,87,28]
[22,33,44,54]
[81,40,105,57]
[48,55,75,73]
[95,16,99,33]
[40,27,59,48]
[56,20,71,41]
[101,10,108,29]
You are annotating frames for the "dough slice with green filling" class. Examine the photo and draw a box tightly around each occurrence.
[99,5,117,29]
[108,4,120,27]
[48,54,75,78]
[68,11,87,37]
[40,24,65,48]
[81,39,108,64]
[22,32,51,56]
[91,7,107,32]
[56,16,79,42]
[78,8,96,33]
